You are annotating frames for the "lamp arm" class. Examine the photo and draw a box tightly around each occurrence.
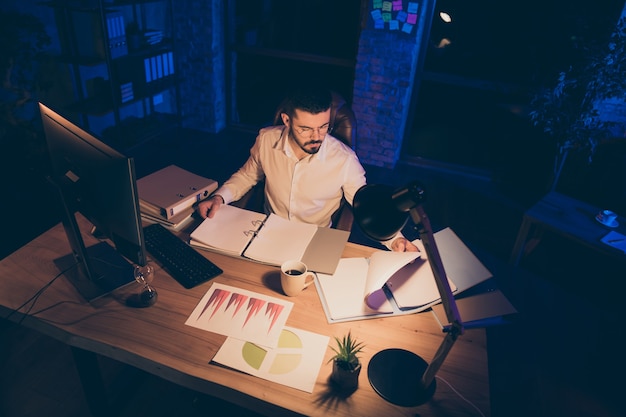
[408,205,464,389]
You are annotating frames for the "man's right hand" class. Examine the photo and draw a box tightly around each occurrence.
[197,194,224,219]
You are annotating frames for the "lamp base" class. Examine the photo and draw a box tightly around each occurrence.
[367,348,436,407]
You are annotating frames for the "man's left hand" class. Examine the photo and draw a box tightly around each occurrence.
[391,237,419,252]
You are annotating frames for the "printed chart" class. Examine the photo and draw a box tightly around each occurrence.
[212,326,330,393]
[185,283,293,348]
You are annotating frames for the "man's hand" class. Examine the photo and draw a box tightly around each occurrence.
[390,237,419,252]
[197,194,224,219]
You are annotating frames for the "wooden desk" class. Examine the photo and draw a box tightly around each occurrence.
[0,216,490,417]
[509,191,626,266]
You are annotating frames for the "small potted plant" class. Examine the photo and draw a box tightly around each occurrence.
[328,331,364,391]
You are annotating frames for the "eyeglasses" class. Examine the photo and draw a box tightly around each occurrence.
[294,123,332,138]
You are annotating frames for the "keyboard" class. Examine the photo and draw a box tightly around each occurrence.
[143,223,223,289]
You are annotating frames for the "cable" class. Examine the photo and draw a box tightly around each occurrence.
[3,261,78,324]
[435,375,486,417]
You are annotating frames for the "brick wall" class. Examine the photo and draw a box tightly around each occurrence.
[352,30,420,168]
[352,1,432,168]
[174,0,226,133]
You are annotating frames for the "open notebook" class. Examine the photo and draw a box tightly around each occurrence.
[315,227,493,323]
[189,205,349,274]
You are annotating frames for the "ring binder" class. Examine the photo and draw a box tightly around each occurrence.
[189,205,349,274]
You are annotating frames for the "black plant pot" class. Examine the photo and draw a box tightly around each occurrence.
[330,360,361,391]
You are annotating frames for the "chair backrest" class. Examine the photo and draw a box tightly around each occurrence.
[272,91,357,149]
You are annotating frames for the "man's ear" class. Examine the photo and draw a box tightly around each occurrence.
[280,112,289,126]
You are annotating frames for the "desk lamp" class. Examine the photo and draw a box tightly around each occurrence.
[352,181,464,406]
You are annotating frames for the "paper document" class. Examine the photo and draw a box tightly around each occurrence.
[189,204,266,256]
[189,205,349,274]
[601,231,626,253]
[431,290,517,330]
[212,326,329,393]
[244,214,318,265]
[315,227,492,323]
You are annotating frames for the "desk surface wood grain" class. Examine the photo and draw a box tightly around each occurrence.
[0,215,490,417]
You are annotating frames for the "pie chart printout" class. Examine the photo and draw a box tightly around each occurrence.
[242,329,303,374]
[212,326,330,392]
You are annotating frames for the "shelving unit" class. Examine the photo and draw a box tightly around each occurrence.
[43,0,180,150]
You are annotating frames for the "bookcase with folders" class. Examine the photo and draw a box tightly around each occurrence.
[43,0,180,150]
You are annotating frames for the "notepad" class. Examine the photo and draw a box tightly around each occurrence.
[189,205,349,274]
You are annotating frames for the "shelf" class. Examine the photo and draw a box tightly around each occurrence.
[102,112,179,150]
[45,0,180,142]
[54,53,105,66]
[66,78,177,116]
[66,95,115,115]
[40,1,118,13]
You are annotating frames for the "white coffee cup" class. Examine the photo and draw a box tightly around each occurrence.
[597,209,618,225]
[280,260,315,297]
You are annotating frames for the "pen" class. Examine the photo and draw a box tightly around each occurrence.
[608,239,624,243]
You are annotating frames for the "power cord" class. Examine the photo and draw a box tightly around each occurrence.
[3,261,78,324]
[435,375,487,417]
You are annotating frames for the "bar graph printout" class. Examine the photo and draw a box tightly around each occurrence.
[185,283,293,348]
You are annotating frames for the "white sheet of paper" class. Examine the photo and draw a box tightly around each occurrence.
[601,231,626,253]
[211,326,330,393]
[244,214,317,265]
[315,228,492,322]
[390,227,491,308]
[316,257,392,320]
[189,205,266,256]
[185,283,293,348]
[363,251,420,307]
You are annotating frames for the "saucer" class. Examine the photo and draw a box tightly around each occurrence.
[596,215,619,228]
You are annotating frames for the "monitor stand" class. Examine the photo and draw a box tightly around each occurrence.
[49,176,136,302]
[54,241,135,302]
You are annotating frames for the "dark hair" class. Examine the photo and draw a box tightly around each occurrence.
[282,86,332,117]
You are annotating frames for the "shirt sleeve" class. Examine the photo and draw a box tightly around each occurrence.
[340,152,366,206]
[214,133,266,205]
[337,156,408,250]
[380,231,406,250]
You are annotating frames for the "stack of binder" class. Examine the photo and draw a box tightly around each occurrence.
[137,165,218,231]
[105,11,128,59]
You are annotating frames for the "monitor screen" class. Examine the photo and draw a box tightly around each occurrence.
[39,102,146,301]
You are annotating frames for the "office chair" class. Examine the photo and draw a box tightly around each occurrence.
[233,91,357,232]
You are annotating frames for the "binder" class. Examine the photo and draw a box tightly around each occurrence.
[189,205,349,274]
[137,165,218,220]
[431,290,517,331]
[139,202,195,231]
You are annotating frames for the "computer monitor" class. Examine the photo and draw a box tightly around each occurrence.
[39,102,146,302]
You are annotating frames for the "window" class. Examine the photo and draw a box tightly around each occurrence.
[404,0,625,174]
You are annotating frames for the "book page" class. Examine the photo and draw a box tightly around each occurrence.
[316,258,390,321]
[385,256,457,310]
[244,214,317,266]
[189,205,266,256]
[387,228,490,309]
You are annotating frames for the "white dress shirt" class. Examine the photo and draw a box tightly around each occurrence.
[216,125,365,225]
[214,125,401,248]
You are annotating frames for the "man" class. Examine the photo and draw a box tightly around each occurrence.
[197,87,417,252]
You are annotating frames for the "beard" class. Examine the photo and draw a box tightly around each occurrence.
[290,129,322,154]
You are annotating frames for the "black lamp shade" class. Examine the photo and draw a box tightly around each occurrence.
[353,184,409,241]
